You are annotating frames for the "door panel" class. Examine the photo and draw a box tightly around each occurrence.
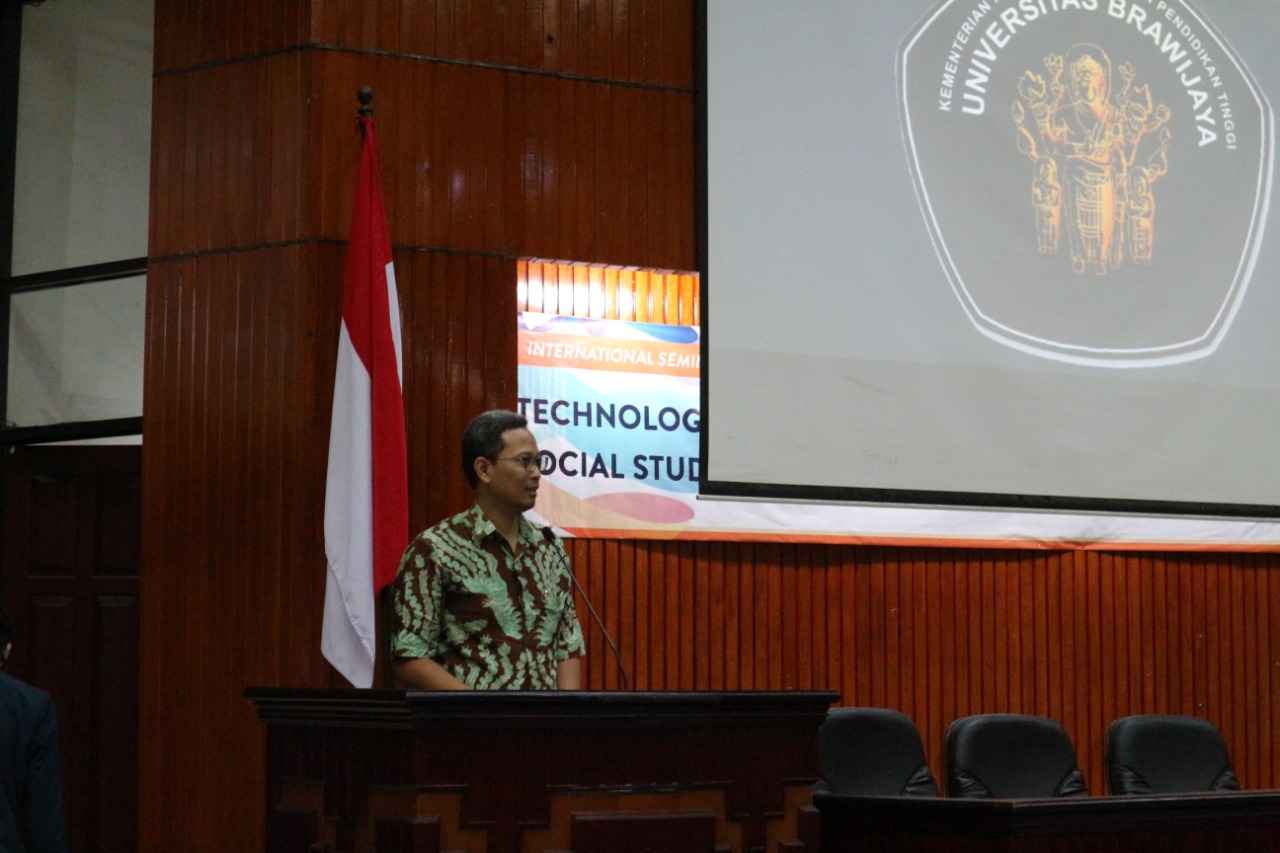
[2,445,140,853]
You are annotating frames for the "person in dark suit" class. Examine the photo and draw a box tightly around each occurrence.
[0,613,68,853]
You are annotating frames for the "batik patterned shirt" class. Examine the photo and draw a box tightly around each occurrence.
[389,505,585,689]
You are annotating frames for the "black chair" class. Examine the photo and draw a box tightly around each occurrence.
[1106,714,1240,795]
[815,707,938,796]
[945,713,1088,798]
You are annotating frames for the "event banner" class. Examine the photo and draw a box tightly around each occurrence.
[518,313,702,537]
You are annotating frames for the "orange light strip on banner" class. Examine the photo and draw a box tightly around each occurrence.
[518,329,700,378]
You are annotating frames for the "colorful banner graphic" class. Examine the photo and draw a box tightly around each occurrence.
[519,313,702,537]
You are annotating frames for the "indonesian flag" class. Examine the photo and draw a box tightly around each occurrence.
[321,114,409,688]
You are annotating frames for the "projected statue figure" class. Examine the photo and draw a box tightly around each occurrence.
[1013,45,1171,275]
[1031,157,1061,254]
[1128,127,1171,265]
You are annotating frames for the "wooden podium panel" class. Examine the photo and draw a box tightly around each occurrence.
[814,790,1280,853]
[245,689,837,853]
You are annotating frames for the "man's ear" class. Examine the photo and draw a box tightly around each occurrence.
[474,456,493,485]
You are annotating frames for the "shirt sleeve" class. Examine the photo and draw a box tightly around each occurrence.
[389,537,442,660]
[553,544,587,661]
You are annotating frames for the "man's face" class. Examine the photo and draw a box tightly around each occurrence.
[479,427,542,513]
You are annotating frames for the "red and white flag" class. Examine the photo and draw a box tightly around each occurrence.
[322,114,408,687]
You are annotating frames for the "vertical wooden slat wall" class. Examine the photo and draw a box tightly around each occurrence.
[142,3,1280,851]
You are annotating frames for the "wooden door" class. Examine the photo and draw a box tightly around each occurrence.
[2,445,141,853]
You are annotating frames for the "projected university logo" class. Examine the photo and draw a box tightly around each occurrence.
[900,0,1272,367]
[1013,45,1172,274]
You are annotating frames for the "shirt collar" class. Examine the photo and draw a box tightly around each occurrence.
[465,504,540,549]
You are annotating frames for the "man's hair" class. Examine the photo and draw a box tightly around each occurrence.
[461,409,529,488]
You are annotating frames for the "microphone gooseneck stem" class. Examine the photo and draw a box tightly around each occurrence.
[542,526,631,691]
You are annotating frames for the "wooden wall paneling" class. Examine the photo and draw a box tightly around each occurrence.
[686,542,703,688]
[613,540,635,691]
[620,539,643,690]
[770,546,791,690]
[1030,552,1053,720]
[1242,563,1258,782]
[727,537,747,691]
[1204,554,1226,752]
[1229,555,1253,781]
[1005,551,1026,712]
[1215,556,1237,780]
[1139,552,1159,714]
[1244,550,1274,783]
[1223,556,1245,780]
[762,544,785,691]
[1161,556,1186,715]
[655,541,676,687]
[579,537,601,689]
[398,249,449,529]
[1179,552,1201,716]
[1256,556,1277,788]
[692,542,711,689]
[666,543,685,688]
[922,548,949,781]
[702,542,722,691]
[506,75,694,267]
[647,542,667,688]
[1192,555,1212,711]
[1241,555,1265,783]
[822,548,845,705]
[142,244,339,849]
[396,250,524,527]
[1059,553,1082,732]
[148,254,224,844]
[149,54,312,257]
[527,241,1278,796]
[640,541,661,690]
[788,546,808,691]
[570,538,595,687]
[1153,552,1175,728]
[1156,553,1180,719]
[606,539,628,691]
[153,0,310,72]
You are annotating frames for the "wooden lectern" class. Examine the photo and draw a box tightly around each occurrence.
[244,688,837,853]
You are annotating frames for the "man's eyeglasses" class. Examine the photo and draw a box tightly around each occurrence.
[495,454,543,472]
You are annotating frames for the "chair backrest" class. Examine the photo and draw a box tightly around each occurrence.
[1106,714,1240,795]
[816,707,938,796]
[945,714,1088,798]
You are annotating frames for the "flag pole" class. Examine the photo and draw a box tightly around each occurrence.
[322,84,409,688]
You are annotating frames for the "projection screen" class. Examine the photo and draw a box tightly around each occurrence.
[700,0,1280,518]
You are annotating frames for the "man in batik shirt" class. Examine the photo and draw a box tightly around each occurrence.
[389,410,585,689]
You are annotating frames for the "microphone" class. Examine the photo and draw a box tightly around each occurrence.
[541,526,630,691]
